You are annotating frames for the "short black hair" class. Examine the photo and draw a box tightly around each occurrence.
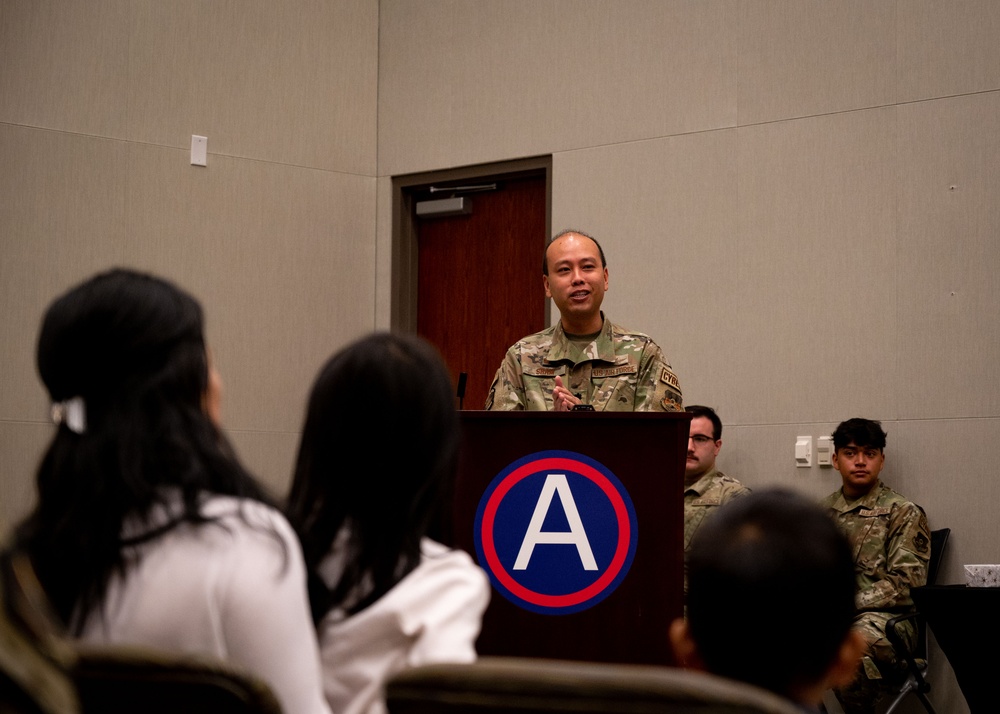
[831,417,887,452]
[542,229,607,275]
[686,489,857,698]
[685,405,722,441]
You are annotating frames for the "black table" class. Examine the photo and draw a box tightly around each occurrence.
[912,584,1000,713]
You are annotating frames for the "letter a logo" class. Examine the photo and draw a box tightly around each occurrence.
[475,450,638,615]
[513,474,598,571]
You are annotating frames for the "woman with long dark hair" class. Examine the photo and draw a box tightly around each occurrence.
[12,268,330,714]
[286,332,489,714]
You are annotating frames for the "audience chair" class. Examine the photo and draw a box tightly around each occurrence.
[1,601,77,714]
[882,527,951,714]
[1,549,282,714]
[0,549,80,714]
[72,646,282,714]
[386,656,809,714]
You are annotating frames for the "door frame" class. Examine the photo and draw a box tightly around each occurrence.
[389,156,553,332]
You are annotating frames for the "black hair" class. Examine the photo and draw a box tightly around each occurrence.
[686,489,857,697]
[13,268,271,630]
[831,417,887,452]
[542,229,607,275]
[286,332,459,623]
[685,405,722,441]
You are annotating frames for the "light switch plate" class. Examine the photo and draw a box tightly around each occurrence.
[795,436,813,468]
[191,135,207,166]
[817,436,833,467]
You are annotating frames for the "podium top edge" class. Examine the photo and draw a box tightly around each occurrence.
[458,410,693,421]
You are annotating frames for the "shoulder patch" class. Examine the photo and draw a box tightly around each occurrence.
[661,395,682,412]
[660,368,680,389]
[912,531,930,555]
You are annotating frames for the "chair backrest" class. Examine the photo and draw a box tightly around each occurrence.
[0,550,81,714]
[1,550,282,714]
[926,528,950,586]
[889,527,951,666]
[73,647,283,714]
[386,657,808,714]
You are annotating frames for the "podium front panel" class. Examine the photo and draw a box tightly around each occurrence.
[450,411,689,665]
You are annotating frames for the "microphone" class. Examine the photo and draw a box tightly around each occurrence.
[456,372,467,410]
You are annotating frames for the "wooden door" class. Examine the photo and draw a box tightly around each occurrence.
[416,175,546,410]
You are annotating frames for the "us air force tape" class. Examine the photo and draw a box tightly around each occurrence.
[474,450,638,615]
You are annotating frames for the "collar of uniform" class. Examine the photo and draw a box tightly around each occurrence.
[685,467,723,496]
[544,313,616,366]
[830,480,885,513]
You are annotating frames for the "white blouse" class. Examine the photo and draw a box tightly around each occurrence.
[316,538,490,714]
[79,495,331,714]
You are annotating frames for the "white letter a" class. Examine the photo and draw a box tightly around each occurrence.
[513,473,598,571]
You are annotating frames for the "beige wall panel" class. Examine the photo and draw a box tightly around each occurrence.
[378,0,737,176]
[0,422,52,541]
[0,125,127,422]
[734,109,896,425]
[124,144,377,434]
[127,0,377,174]
[720,423,844,501]
[897,93,1000,419]
[924,643,970,714]
[551,130,738,411]
[898,1,1000,103]
[226,428,301,502]
[375,176,394,330]
[894,418,1000,586]
[0,0,129,137]
[737,0,895,126]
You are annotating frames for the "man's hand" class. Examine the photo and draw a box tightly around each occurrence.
[552,375,582,412]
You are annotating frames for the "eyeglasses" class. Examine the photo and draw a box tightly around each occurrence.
[689,435,716,445]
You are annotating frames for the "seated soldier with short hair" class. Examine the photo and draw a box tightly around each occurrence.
[682,405,750,596]
[822,418,930,714]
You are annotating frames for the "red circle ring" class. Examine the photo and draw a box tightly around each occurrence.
[479,456,632,608]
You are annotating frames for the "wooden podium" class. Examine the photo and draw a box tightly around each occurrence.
[446,410,690,666]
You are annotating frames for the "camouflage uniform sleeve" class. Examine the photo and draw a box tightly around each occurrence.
[484,345,526,410]
[633,340,683,412]
[863,502,931,611]
[722,482,752,504]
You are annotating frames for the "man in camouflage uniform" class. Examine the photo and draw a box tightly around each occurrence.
[821,418,931,714]
[682,406,750,567]
[484,230,682,412]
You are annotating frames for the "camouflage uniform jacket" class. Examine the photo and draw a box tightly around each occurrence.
[484,316,682,411]
[683,468,751,554]
[821,481,930,613]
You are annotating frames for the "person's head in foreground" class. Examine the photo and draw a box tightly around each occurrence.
[15,267,267,628]
[670,488,864,707]
[286,332,459,621]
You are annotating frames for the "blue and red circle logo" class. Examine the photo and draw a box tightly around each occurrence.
[474,450,638,615]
